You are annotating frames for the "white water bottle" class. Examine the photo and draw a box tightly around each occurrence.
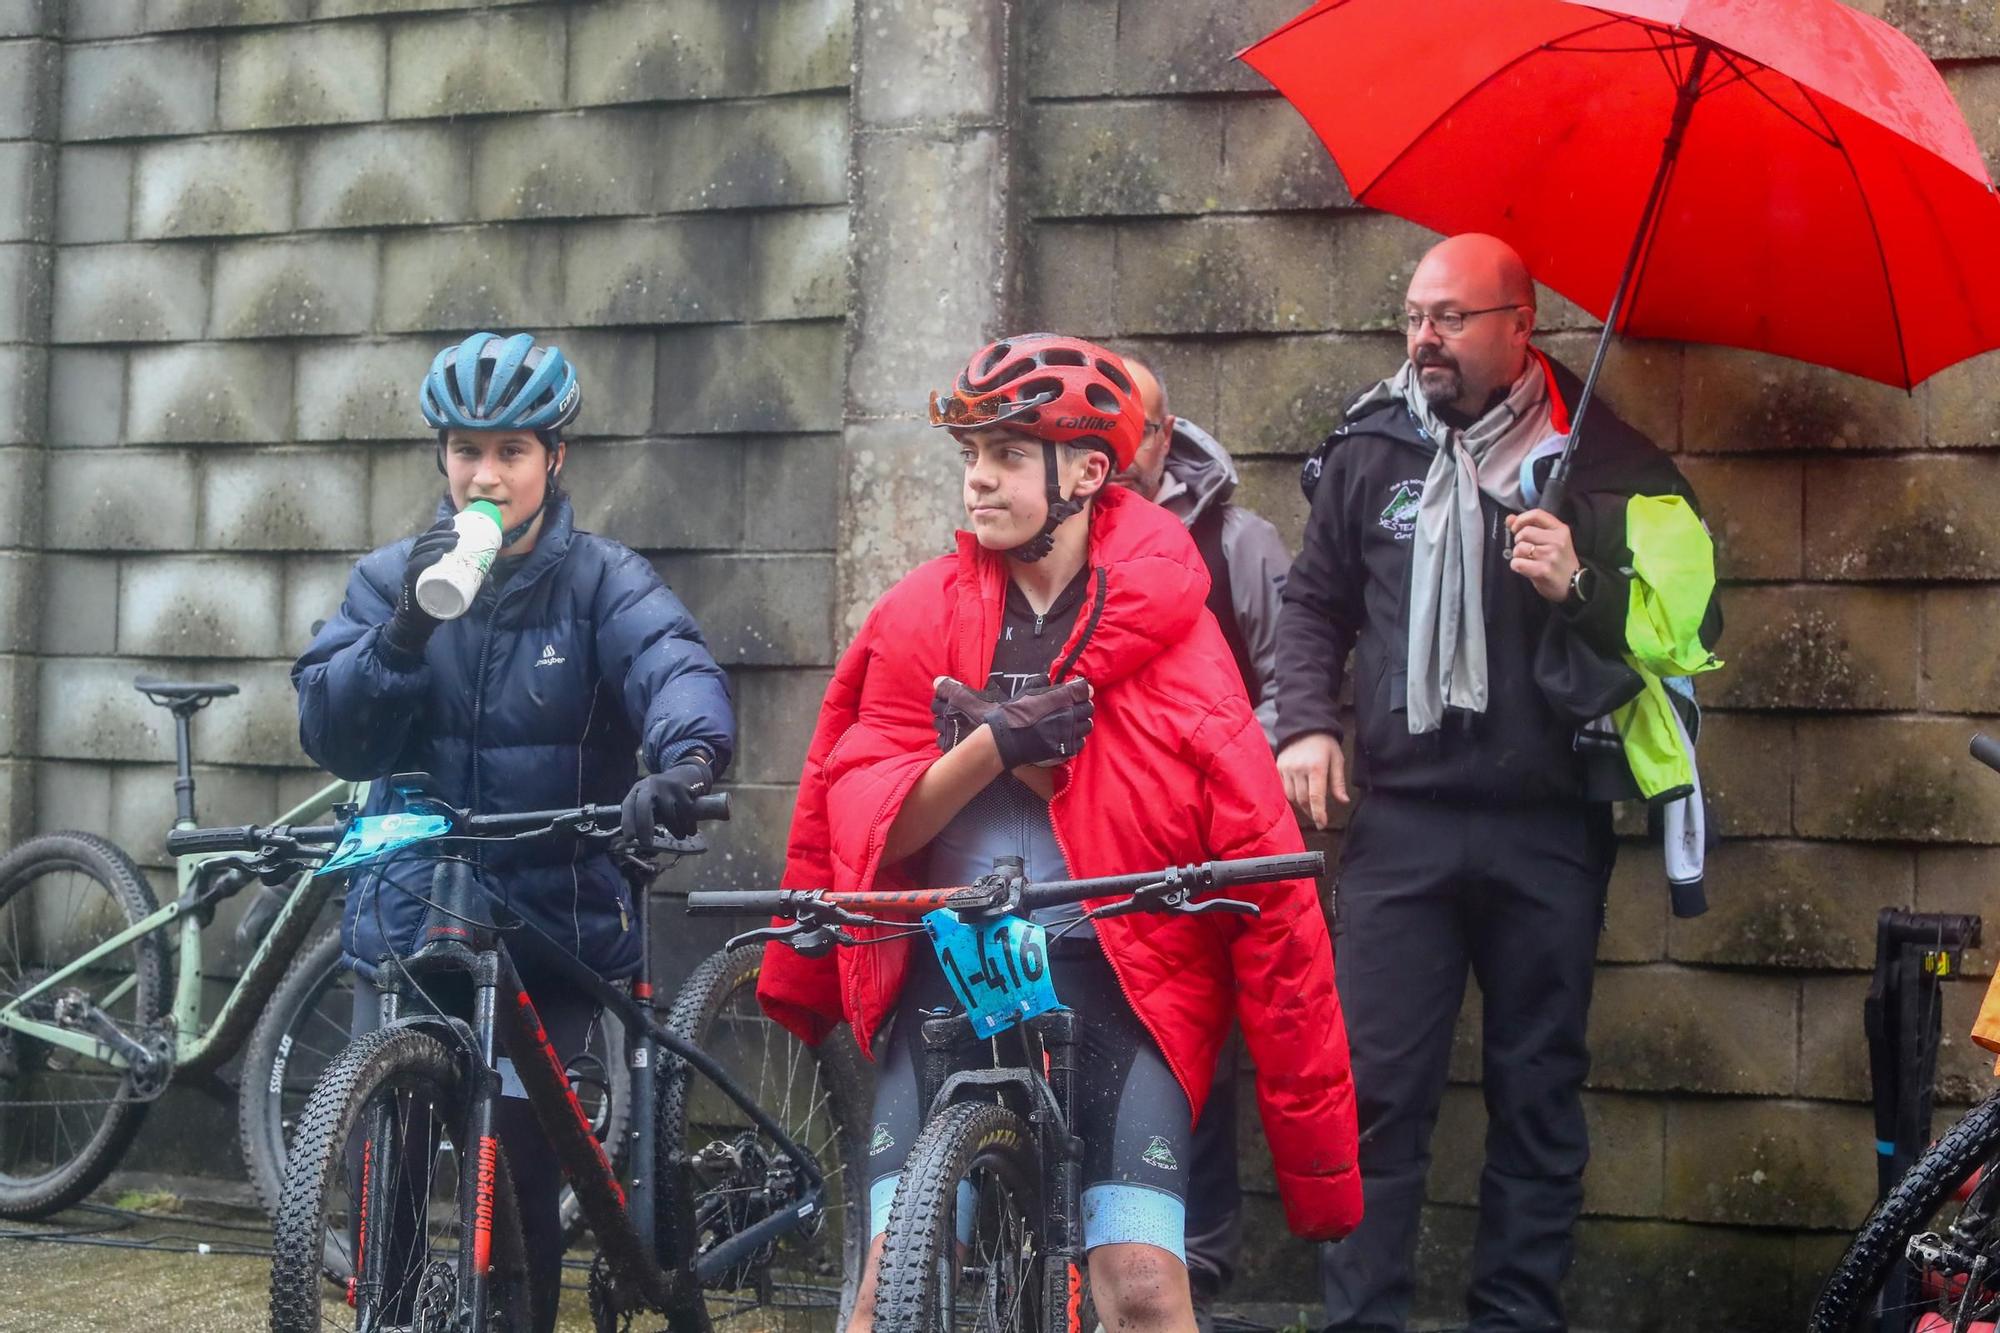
[415,500,504,620]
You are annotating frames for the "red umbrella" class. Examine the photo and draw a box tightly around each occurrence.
[1241,0,2000,509]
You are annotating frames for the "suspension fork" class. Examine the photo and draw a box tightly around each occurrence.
[458,948,503,1333]
[1032,1009,1084,1333]
[355,986,402,1320]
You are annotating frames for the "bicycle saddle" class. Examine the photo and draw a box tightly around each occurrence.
[134,675,240,708]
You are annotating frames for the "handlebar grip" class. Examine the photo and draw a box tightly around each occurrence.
[166,825,262,856]
[686,889,793,916]
[1974,733,2000,776]
[1209,852,1326,887]
[693,793,730,823]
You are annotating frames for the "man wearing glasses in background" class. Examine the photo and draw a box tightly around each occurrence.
[1276,233,1717,1332]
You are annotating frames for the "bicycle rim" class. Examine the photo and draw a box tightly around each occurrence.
[0,834,163,1213]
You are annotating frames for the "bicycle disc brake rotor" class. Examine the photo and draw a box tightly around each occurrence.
[412,1258,458,1333]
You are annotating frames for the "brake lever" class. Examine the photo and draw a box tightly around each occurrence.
[1174,896,1262,918]
[723,921,856,959]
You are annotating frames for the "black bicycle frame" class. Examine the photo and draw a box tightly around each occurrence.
[354,857,832,1328]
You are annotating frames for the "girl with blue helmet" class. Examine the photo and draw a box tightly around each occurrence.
[293,331,736,1331]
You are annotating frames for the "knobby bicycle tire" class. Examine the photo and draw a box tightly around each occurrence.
[241,928,631,1253]
[0,831,167,1219]
[1811,1090,2000,1331]
[655,942,871,1332]
[873,1100,1044,1333]
[268,1025,530,1333]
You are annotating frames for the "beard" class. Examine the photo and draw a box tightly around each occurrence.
[1414,352,1462,406]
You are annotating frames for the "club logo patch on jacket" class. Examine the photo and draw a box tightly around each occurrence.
[1380,479,1424,538]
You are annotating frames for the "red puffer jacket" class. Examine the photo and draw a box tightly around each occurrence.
[757,484,1361,1240]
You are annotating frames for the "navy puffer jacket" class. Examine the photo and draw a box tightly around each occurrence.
[293,493,735,980]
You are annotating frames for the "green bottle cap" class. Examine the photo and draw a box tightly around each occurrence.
[466,499,503,529]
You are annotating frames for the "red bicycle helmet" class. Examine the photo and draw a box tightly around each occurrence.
[929,333,1143,472]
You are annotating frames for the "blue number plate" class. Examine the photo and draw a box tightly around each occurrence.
[924,909,1060,1039]
[315,809,453,876]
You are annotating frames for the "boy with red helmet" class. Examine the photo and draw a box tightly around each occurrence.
[760,333,1361,1332]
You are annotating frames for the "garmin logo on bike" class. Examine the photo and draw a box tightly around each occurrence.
[1141,1136,1179,1172]
[869,1123,896,1156]
[535,642,567,668]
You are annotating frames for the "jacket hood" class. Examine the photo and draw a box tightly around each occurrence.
[1160,419,1238,524]
[955,482,1211,691]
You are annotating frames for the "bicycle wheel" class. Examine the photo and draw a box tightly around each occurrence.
[241,928,631,1249]
[0,832,167,1219]
[873,1100,1045,1333]
[656,942,870,1331]
[1811,1091,2000,1331]
[269,1024,531,1333]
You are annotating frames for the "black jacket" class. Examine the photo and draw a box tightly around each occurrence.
[1275,355,1720,805]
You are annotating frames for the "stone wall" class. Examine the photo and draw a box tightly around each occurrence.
[1019,0,2000,1325]
[12,0,851,981]
[6,0,2000,1325]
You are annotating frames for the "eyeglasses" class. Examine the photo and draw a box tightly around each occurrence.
[1142,418,1167,438]
[1402,305,1527,337]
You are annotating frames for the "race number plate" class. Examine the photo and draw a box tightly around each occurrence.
[924,909,1059,1038]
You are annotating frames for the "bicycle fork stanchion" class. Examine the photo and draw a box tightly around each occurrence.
[357,984,405,1316]
[1035,1009,1086,1333]
[458,948,503,1333]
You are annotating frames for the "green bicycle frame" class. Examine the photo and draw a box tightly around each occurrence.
[0,777,366,1069]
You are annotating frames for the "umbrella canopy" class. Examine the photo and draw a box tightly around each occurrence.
[1240,0,2000,391]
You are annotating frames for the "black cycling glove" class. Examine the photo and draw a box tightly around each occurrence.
[380,518,460,664]
[931,677,995,753]
[935,676,1094,770]
[621,757,713,850]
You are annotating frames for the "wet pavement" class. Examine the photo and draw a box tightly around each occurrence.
[0,1204,601,1332]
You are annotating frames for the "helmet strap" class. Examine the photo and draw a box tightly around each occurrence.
[1005,440,1086,563]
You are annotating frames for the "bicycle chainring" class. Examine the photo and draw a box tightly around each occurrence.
[587,1253,639,1333]
[127,1031,175,1101]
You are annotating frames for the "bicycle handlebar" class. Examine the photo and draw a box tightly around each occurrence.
[1973,733,2000,776]
[685,849,1325,920]
[165,793,730,858]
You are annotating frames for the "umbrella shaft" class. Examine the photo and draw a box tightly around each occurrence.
[1551,39,1713,510]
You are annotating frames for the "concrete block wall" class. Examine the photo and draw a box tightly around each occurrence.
[1018,0,2000,1324]
[23,0,853,981]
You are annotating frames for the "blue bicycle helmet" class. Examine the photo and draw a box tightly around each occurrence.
[419,332,581,441]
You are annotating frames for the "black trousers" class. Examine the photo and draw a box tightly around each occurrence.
[1319,793,1614,1333]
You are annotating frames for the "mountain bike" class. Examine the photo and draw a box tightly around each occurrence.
[1810,735,2000,1333]
[0,676,631,1243]
[0,675,368,1218]
[685,848,1326,1333]
[165,774,865,1332]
